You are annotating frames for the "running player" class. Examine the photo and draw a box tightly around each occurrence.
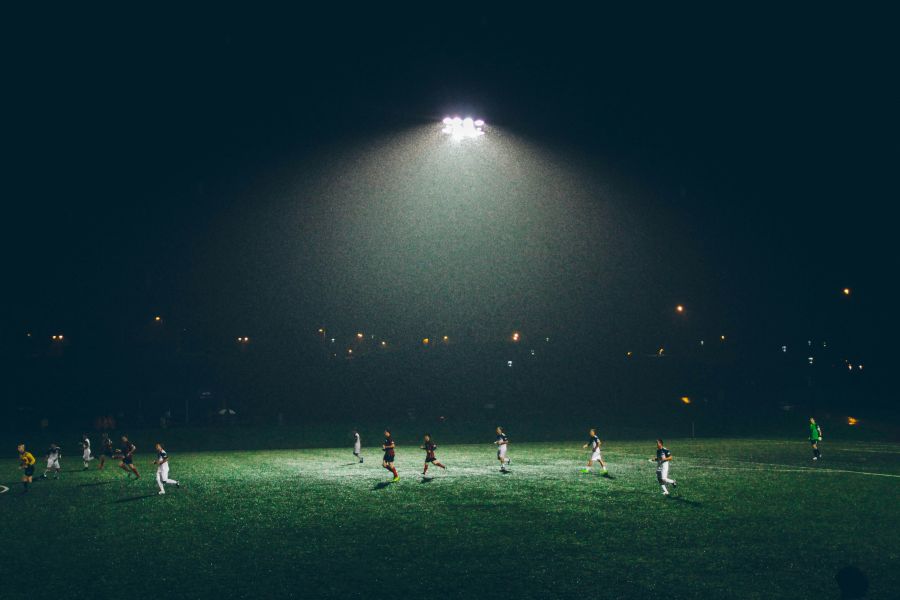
[42,443,62,479]
[494,426,510,472]
[153,443,180,495]
[17,444,36,493]
[809,417,823,461]
[382,429,399,482]
[98,433,114,470]
[421,434,446,477]
[650,439,677,495]
[81,434,92,470]
[580,428,608,475]
[117,436,140,479]
[352,429,363,463]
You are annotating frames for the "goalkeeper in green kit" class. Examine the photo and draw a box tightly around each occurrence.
[808,417,823,461]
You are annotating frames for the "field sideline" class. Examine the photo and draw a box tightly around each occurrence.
[1,438,898,599]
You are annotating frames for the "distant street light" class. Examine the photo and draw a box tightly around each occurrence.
[154,316,162,322]
[676,305,684,313]
[237,336,249,344]
[843,288,851,296]
[511,332,520,342]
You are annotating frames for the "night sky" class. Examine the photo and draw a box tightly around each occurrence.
[5,6,896,357]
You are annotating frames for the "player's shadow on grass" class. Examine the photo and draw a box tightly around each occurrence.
[667,496,702,508]
[339,463,359,467]
[113,493,158,503]
[419,476,435,484]
[372,481,394,490]
[79,480,113,488]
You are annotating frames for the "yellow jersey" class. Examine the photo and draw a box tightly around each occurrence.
[19,451,35,467]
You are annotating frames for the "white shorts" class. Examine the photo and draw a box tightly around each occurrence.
[47,458,60,470]
[83,449,91,461]
[157,463,170,479]
[591,450,603,462]
[657,462,670,481]
[497,445,507,459]
[353,444,361,455]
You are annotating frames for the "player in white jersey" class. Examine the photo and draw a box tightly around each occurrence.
[494,426,511,472]
[649,438,677,495]
[352,429,363,463]
[80,434,93,470]
[580,428,608,475]
[42,443,62,479]
[153,443,180,495]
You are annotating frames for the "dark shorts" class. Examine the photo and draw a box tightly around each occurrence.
[425,456,436,463]
[383,454,395,463]
[810,439,819,445]
[24,466,35,477]
[122,456,133,465]
[103,449,114,457]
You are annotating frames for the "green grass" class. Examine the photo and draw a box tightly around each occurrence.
[1,439,898,599]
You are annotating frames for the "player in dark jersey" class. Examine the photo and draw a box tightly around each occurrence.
[117,436,140,479]
[153,442,180,495]
[494,426,510,472]
[580,428,608,475]
[420,434,446,477]
[17,444,36,493]
[650,439,677,495]
[382,429,399,482]
[98,433,114,470]
[41,443,62,479]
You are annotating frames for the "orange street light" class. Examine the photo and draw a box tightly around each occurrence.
[511,332,520,342]
[676,305,684,313]
[680,396,691,405]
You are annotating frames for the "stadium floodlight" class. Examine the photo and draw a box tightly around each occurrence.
[441,115,485,139]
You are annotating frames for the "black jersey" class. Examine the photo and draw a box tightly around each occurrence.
[588,435,601,451]
[157,449,168,462]
[383,437,395,458]
[656,447,671,467]
[423,441,437,460]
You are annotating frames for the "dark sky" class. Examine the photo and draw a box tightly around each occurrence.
[5,6,896,353]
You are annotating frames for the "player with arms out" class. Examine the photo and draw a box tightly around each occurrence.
[494,426,511,473]
[420,433,446,478]
[649,438,677,496]
[153,443,180,495]
[809,417,823,461]
[382,429,399,482]
[80,433,93,470]
[580,428,609,476]
[352,429,363,463]
[98,433,114,470]
[17,444,36,493]
[117,435,140,479]
[42,443,62,480]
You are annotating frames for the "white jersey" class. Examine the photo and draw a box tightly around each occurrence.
[82,438,91,460]
[353,433,361,453]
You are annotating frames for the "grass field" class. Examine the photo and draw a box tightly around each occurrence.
[1,438,898,599]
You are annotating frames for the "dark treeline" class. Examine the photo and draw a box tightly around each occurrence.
[2,329,884,438]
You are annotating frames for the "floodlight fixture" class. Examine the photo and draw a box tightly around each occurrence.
[441,115,486,139]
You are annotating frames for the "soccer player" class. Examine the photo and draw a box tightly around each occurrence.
[650,439,677,495]
[494,426,510,472]
[42,443,62,479]
[809,417,823,461]
[98,433,114,470]
[17,444,36,493]
[421,434,446,477]
[81,434,93,470]
[117,436,140,479]
[382,429,399,482]
[580,428,608,475]
[153,443,180,495]
[352,429,363,463]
